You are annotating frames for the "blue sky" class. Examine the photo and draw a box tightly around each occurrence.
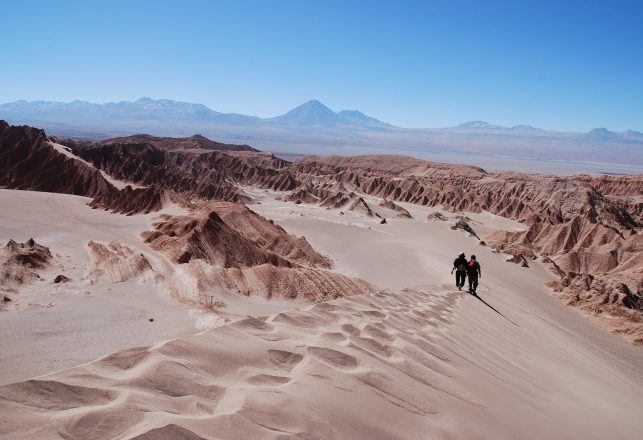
[2,0,642,131]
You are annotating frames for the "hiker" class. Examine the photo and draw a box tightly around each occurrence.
[451,252,468,291]
[467,255,482,294]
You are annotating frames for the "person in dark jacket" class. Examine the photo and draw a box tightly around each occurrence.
[451,252,468,290]
[467,255,482,294]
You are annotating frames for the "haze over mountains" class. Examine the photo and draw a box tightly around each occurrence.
[2,97,642,172]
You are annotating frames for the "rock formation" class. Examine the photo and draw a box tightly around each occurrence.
[349,197,375,217]
[0,121,114,197]
[142,202,372,304]
[506,254,530,268]
[1,239,52,303]
[451,217,480,240]
[97,133,259,152]
[141,202,332,269]
[89,185,164,215]
[85,241,158,284]
[427,212,449,222]
[60,139,295,203]
[380,199,412,218]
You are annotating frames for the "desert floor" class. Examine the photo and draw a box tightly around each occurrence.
[1,187,642,439]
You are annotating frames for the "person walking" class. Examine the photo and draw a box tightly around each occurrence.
[467,255,482,294]
[451,252,468,290]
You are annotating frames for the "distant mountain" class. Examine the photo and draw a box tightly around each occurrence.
[270,100,338,125]
[457,121,542,131]
[624,130,643,140]
[457,121,503,129]
[0,97,221,125]
[510,125,542,132]
[582,128,643,145]
[0,97,389,131]
[269,100,390,128]
[336,110,391,127]
[586,127,616,138]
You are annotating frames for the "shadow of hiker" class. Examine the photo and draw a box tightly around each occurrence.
[471,292,520,327]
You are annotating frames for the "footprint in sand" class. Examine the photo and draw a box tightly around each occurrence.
[271,312,319,328]
[0,380,116,411]
[349,336,393,358]
[362,324,394,341]
[362,310,387,319]
[235,317,273,332]
[341,324,361,336]
[246,374,291,385]
[320,331,346,342]
[267,349,304,372]
[307,346,359,370]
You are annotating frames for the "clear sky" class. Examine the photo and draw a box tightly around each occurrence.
[2,0,642,131]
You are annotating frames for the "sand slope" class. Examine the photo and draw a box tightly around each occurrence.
[2,283,642,439]
[2,189,643,439]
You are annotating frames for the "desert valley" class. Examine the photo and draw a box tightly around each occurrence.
[0,119,642,439]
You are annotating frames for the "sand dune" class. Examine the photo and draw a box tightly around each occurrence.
[2,279,642,439]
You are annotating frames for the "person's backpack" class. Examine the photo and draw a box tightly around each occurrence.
[457,263,466,272]
[468,260,476,271]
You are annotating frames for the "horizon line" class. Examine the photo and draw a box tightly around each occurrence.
[1,96,641,134]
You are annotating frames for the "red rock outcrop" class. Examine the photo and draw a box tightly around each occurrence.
[0,121,114,197]
[1,239,52,304]
[451,217,481,240]
[89,185,164,215]
[142,202,372,304]
[66,140,295,202]
[97,133,259,152]
[85,241,159,284]
[349,197,375,217]
[380,199,412,218]
[142,202,331,270]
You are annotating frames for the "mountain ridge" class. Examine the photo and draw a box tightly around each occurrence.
[2,97,641,133]
[1,98,642,169]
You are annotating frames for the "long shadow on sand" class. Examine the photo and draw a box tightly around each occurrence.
[470,292,520,327]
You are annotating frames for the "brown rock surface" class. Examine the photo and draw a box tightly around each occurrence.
[451,217,480,240]
[89,185,164,215]
[0,121,114,197]
[380,199,412,218]
[1,239,52,302]
[65,139,295,203]
[85,241,158,284]
[349,197,375,217]
[97,133,259,152]
[142,202,330,269]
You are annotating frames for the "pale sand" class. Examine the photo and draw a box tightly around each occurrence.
[0,189,293,385]
[1,188,642,438]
